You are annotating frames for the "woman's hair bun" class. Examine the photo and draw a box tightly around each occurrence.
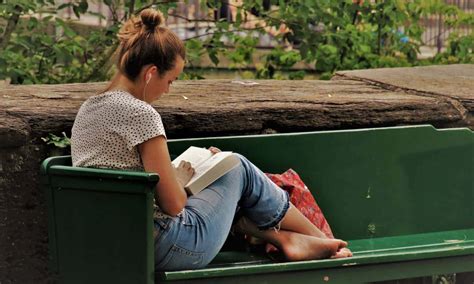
[140,8,164,30]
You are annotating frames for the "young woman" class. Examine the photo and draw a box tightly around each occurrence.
[71,8,352,271]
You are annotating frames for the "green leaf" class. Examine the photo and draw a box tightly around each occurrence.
[288,70,305,80]
[78,0,88,12]
[57,3,71,10]
[42,132,71,148]
[72,6,80,18]
[208,50,219,66]
[319,72,333,80]
[359,44,371,54]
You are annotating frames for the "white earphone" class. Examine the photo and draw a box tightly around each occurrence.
[143,73,152,101]
[146,73,151,84]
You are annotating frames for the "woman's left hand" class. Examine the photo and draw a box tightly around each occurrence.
[208,146,221,154]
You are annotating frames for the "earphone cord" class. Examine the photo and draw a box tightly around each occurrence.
[143,79,149,101]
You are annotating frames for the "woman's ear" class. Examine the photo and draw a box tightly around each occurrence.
[144,65,158,84]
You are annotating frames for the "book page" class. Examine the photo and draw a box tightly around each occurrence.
[171,146,213,168]
[186,152,233,186]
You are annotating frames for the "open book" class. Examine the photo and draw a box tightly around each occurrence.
[171,146,240,195]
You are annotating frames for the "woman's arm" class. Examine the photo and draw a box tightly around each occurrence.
[138,135,192,216]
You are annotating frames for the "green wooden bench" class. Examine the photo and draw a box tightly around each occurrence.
[40,125,474,283]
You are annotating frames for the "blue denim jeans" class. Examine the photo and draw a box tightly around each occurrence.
[154,154,289,271]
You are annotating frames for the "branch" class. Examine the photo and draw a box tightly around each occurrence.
[225,2,289,26]
[107,1,119,25]
[134,0,180,16]
[224,2,317,41]
[169,11,273,28]
[128,0,136,18]
[0,5,23,51]
[183,26,266,41]
[168,12,216,23]
[38,50,46,81]
[352,3,361,25]
[167,11,273,41]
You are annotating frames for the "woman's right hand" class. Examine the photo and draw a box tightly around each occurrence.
[174,160,195,188]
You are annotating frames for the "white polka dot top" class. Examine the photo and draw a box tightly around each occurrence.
[71,90,166,170]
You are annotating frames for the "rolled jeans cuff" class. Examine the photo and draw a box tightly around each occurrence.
[256,190,290,230]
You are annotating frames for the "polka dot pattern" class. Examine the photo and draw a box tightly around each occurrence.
[71,90,166,171]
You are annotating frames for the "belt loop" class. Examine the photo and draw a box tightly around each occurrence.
[178,209,186,225]
[155,213,172,230]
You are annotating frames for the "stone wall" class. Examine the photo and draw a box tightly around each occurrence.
[0,64,472,283]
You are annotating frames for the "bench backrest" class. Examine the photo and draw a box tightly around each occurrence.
[167,125,474,240]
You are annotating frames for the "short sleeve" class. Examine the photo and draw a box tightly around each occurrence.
[120,104,167,151]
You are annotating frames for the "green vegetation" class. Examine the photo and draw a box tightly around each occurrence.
[0,0,472,84]
[41,132,71,148]
[0,0,175,84]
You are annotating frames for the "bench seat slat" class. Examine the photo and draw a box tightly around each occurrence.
[160,229,474,281]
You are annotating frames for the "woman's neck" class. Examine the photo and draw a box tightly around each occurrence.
[106,73,143,100]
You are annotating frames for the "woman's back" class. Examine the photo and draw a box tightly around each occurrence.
[71,90,166,170]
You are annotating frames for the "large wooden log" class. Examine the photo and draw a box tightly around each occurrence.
[1,74,471,143]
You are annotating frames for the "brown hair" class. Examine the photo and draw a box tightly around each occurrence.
[116,8,185,81]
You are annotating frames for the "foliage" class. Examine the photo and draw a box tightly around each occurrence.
[0,0,472,84]
[433,32,474,64]
[0,0,176,84]
[255,47,303,79]
[198,0,472,79]
[430,3,474,64]
[41,132,71,148]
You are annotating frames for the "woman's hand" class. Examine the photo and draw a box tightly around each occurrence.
[175,160,195,187]
[208,146,221,154]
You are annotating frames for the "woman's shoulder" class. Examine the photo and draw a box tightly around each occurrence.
[93,90,158,113]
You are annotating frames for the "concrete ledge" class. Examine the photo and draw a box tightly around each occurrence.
[0,64,472,283]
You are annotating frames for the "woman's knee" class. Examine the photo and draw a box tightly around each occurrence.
[234,153,249,163]
[234,153,255,171]
[218,153,250,180]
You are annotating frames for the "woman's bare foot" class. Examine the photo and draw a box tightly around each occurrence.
[233,217,352,261]
[331,247,353,259]
[277,231,348,261]
[266,236,353,259]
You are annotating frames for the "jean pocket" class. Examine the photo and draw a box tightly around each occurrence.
[156,244,204,271]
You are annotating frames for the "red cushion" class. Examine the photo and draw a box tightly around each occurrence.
[265,169,334,238]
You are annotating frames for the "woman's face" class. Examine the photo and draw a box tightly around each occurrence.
[146,56,185,102]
